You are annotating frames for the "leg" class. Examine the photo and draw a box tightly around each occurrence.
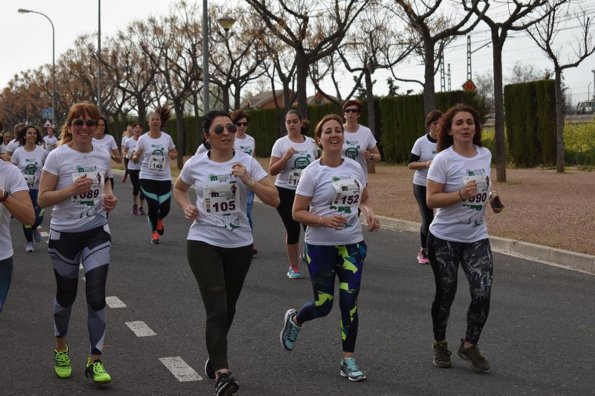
[156,180,172,221]
[275,187,301,269]
[246,190,255,230]
[140,179,159,231]
[413,184,433,251]
[0,257,13,314]
[427,233,462,342]
[221,245,253,332]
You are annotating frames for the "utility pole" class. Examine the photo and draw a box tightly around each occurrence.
[97,0,102,113]
[440,53,446,92]
[467,36,472,81]
[447,63,451,91]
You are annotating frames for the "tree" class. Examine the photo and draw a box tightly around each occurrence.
[393,0,487,115]
[470,0,569,182]
[245,0,369,118]
[474,70,494,111]
[528,2,595,173]
[507,62,543,84]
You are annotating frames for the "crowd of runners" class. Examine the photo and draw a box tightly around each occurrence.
[0,100,502,395]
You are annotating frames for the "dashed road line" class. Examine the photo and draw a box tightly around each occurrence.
[106,296,127,308]
[125,320,157,337]
[159,357,202,382]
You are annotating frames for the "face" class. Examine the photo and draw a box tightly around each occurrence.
[68,113,97,146]
[317,119,343,151]
[343,106,360,122]
[25,127,38,144]
[149,114,161,130]
[96,119,106,138]
[133,125,142,138]
[449,111,476,143]
[47,128,55,136]
[207,116,236,149]
[428,120,440,134]
[235,117,248,134]
[3,132,12,143]
[285,113,302,134]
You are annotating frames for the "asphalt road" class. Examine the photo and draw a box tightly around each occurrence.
[1,179,594,395]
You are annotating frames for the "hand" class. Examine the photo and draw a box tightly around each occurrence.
[366,213,380,232]
[284,147,297,158]
[321,214,347,230]
[184,204,199,220]
[460,180,477,200]
[363,150,372,160]
[103,194,118,212]
[71,174,93,196]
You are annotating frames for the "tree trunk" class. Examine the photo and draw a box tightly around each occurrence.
[174,101,185,169]
[423,40,436,115]
[491,31,507,182]
[296,54,309,118]
[555,69,565,173]
[364,69,376,174]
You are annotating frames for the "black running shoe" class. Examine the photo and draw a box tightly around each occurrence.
[215,372,239,395]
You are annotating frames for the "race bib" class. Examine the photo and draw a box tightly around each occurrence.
[72,169,104,209]
[203,183,240,215]
[330,178,361,228]
[462,175,490,207]
[288,169,302,187]
[24,174,36,188]
[149,154,166,171]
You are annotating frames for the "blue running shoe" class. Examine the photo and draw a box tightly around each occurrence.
[340,357,367,382]
[286,266,302,279]
[280,309,301,351]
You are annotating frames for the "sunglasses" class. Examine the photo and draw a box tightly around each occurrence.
[344,108,360,114]
[211,123,237,135]
[235,122,248,127]
[72,119,97,127]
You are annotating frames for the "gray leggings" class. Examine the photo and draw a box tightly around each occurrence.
[187,240,252,371]
[427,233,493,345]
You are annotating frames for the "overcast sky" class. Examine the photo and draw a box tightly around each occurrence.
[2,0,595,106]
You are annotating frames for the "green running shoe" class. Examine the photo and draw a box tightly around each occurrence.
[85,358,112,384]
[54,348,72,379]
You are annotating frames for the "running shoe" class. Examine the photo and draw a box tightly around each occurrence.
[121,174,128,183]
[25,242,34,253]
[138,206,145,216]
[156,219,165,236]
[54,347,72,379]
[204,358,215,380]
[286,266,302,279]
[280,309,301,351]
[85,358,112,384]
[132,204,138,215]
[340,357,367,382]
[432,340,452,368]
[151,231,160,244]
[417,248,429,264]
[33,228,42,243]
[215,372,239,395]
[457,339,490,372]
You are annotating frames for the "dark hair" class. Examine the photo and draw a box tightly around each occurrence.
[99,116,110,134]
[230,109,249,124]
[436,104,483,152]
[425,110,443,129]
[60,102,100,145]
[285,110,309,134]
[131,122,142,129]
[314,114,344,142]
[203,109,231,134]
[342,99,362,112]
[147,105,172,125]
[17,125,44,146]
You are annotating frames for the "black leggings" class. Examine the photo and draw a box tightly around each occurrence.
[413,184,433,249]
[427,233,493,345]
[187,241,252,371]
[275,186,305,245]
[128,170,145,199]
[140,179,171,231]
[22,189,44,243]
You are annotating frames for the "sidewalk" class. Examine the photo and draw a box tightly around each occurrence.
[377,216,595,275]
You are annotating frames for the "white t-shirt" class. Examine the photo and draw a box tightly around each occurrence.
[0,143,6,154]
[296,158,366,246]
[271,135,319,190]
[124,138,141,171]
[92,134,118,155]
[0,161,29,260]
[179,151,268,248]
[121,135,130,150]
[6,139,20,154]
[195,144,208,156]
[410,133,438,186]
[11,145,48,190]
[43,144,111,231]
[341,125,377,184]
[427,146,492,243]
[43,135,59,152]
[137,132,176,181]
[234,134,256,156]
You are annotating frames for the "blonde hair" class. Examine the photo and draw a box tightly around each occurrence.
[59,102,100,145]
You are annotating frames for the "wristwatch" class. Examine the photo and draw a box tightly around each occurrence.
[0,189,10,203]
[371,154,375,161]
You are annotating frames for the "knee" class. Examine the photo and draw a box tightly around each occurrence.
[470,286,491,301]
[315,300,333,318]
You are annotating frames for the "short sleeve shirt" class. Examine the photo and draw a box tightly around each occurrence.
[341,125,377,184]
[11,145,48,190]
[234,134,256,156]
[0,161,29,260]
[137,132,176,181]
[124,138,140,170]
[410,133,438,186]
[271,135,319,190]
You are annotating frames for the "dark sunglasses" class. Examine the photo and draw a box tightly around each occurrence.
[344,108,359,114]
[235,122,248,127]
[72,119,97,127]
[212,123,237,135]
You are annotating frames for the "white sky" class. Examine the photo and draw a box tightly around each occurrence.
[2,0,595,106]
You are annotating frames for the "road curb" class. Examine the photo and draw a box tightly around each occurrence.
[377,215,595,275]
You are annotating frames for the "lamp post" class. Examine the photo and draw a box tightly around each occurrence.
[97,0,102,113]
[202,0,236,113]
[18,8,56,127]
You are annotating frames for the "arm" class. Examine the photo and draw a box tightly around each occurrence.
[364,145,382,163]
[292,194,346,230]
[168,147,178,161]
[408,158,432,170]
[0,188,35,225]
[269,147,296,176]
[359,187,380,232]
[37,171,93,208]
[173,176,199,220]
[110,148,122,163]
[102,172,118,212]
[231,164,279,207]
[426,179,477,210]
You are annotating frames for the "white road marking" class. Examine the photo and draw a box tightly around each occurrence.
[40,231,49,238]
[105,296,127,308]
[159,357,202,382]
[125,321,157,337]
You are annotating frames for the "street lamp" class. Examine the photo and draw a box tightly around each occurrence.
[97,0,102,113]
[202,0,236,113]
[18,8,56,127]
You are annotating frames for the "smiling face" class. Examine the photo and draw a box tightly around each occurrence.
[317,118,344,153]
[449,111,476,145]
[68,113,97,149]
[133,124,143,139]
[25,127,39,145]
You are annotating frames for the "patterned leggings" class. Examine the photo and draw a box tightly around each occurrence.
[295,242,367,353]
[48,225,111,355]
[427,233,493,345]
[140,179,171,231]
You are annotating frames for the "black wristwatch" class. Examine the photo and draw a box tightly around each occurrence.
[0,189,10,203]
